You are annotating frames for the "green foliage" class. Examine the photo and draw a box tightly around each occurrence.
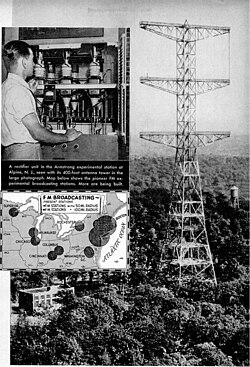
[11,271,50,302]
[130,155,249,200]
[11,315,51,365]
[194,342,234,366]
[10,182,249,365]
[11,275,249,365]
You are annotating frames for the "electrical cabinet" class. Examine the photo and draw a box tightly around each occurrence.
[3,27,130,160]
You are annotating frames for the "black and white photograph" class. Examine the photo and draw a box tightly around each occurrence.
[0,0,249,366]
[1,27,130,161]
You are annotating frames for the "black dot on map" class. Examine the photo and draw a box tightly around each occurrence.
[28,227,38,237]
[48,251,57,261]
[75,221,85,231]
[54,246,64,256]
[84,246,95,258]
[30,236,40,246]
[9,208,19,217]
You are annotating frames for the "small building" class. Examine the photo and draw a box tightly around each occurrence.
[19,285,74,314]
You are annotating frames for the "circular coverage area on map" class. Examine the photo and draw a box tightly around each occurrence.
[2,191,128,270]
[89,215,117,247]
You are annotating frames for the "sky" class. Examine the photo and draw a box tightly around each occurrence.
[0,1,249,365]
[9,0,249,137]
[0,0,247,137]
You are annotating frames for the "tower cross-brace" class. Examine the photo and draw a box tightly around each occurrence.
[140,20,231,285]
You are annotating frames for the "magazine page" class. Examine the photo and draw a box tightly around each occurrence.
[0,1,249,366]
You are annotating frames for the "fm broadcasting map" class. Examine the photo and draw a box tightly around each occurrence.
[2,192,128,270]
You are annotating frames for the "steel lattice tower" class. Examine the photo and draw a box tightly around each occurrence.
[140,20,231,285]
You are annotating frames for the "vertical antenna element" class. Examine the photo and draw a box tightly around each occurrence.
[140,20,231,285]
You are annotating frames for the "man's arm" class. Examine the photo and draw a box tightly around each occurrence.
[22,113,81,143]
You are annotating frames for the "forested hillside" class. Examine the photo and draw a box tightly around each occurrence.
[11,188,249,365]
[10,153,249,366]
[130,155,249,200]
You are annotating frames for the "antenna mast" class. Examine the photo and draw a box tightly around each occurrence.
[140,20,231,285]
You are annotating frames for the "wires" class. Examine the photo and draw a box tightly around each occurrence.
[228,31,231,80]
[33,94,54,112]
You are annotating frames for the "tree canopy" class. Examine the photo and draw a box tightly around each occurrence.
[10,155,249,365]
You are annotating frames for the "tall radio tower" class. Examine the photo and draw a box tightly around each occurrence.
[140,20,231,284]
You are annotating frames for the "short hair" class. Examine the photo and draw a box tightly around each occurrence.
[3,40,32,70]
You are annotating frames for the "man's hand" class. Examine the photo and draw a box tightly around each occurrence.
[28,78,38,93]
[65,129,82,142]
[22,113,82,144]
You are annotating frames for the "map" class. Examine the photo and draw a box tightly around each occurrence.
[1,192,128,270]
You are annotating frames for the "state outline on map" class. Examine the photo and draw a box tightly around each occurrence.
[1,191,129,271]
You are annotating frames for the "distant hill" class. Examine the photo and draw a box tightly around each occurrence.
[130,134,249,157]
[130,155,249,200]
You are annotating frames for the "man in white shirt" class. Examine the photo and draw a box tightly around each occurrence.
[2,40,81,160]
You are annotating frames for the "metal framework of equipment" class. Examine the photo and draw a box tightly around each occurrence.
[140,20,231,285]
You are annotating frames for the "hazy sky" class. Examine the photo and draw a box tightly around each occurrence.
[129,0,249,136]
[0,1,248,364]
[2,0,249,137]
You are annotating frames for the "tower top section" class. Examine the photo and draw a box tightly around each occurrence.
[140,20,230,42]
